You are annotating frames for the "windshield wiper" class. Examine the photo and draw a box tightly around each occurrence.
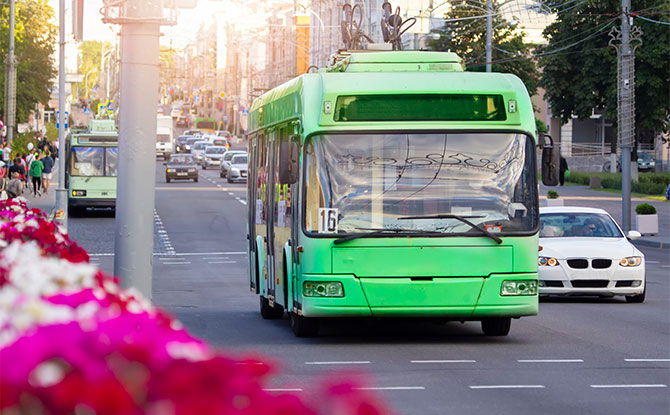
[398,214,503,244]
[333,227,445,245]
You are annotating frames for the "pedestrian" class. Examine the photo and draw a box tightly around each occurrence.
[29,153,44,197]
[6,172,22,199]
[665,184,670,201]
[1,141,10,165]
[41,151,54,193]
[559,156,569,186]
[8,156,25,183]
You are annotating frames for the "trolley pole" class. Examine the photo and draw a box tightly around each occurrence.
[485,0,492,72]
[110,4,162,299]
[55,0,68,229]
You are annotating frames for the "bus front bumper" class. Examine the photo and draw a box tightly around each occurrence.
[299,273,538,319]
[68,198,116,208]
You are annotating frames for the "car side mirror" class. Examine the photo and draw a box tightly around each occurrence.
[627,230,641,240]
[279,137,300,185]
[540,133,560,186]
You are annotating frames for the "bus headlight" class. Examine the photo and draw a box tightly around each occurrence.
[538,256,559,266]
[72,190,86,196]
[303,281,344,297]
[501,280,537,296]
[619,256,642,267]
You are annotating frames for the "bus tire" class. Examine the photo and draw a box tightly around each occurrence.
[481,317,511,336]
[260,296,284,319]
[290,312,319,337]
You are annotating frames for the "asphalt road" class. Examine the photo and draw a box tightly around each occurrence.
[67,158,670,415]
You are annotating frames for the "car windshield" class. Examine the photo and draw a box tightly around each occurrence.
[178,136,190,143]
[231,155,247,164]
[193,142,207,150]
[186,138,200,145]
[206,146,226,154]
[224,152,242,161]
[303,132,537,235]
[168,156,194,165]
[540,212,623,238]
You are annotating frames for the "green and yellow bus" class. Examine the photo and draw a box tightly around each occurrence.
[66,119,118,213]
[247,51,558,337]
[194,117,217,133]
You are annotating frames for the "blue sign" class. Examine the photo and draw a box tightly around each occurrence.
[56,111,69,129]
[223,114,229,123]
[193,94,200,103]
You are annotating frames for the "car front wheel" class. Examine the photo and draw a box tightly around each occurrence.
[625,286,646,303]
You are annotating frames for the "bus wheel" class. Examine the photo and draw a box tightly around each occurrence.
[260,296,284,319]
[481,317,511,336]
[290,312,319,337]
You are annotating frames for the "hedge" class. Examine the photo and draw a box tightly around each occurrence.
[566,172,670,195]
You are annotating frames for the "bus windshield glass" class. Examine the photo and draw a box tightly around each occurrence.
[106,148,118,176]
[70,147,104,176]
[303,132,537,236]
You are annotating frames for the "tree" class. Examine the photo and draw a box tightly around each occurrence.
[0,0,56,124]
[428,0,540,95]
[78,41,113,101]
[539,0,670,139]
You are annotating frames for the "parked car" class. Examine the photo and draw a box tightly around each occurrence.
[201,145,228,169]
[190,140,209,164]
[538,206,645,302]
[219,151,246,178]
[165,154,198,183]
[226,153,248,183]
[637,153,655,172]
[175,135,192,153]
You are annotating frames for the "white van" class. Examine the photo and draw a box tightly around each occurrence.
[156,115,174,159]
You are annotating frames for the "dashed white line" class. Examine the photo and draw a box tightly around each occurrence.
[624,359,670,362]
[356,386,425,391]
[239,200,247,205]
[305,361,371,365]
[216,184,222,188]
[411,360,476,364]
[203,257,229,260]
[207,261,237,264]
[590,384,667,389]
[517,359,583,363]
[162,262,191,265]
[645,260,660,264]
[469,385,545,390]
[228,192,234,195]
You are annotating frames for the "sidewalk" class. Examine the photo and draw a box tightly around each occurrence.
[539,183,669,250]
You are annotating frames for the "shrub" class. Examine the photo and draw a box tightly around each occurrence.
[635,203,657,215]
[565,172,591,185]
[547,190,559,199]
[632,181,667,195]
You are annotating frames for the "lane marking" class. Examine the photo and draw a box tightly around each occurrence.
[203,257,229,260]
[470,385,545,389]
[208,261,237,264]
[239,200,247,205]
[228,192,234,195]
[624,359,670,362]
[590,384,667,389]
[162,262,191,265]
[305,361,371,365]
[159,258,186,261]
[356,386,425,391]
[661,265,670,268]
[263,388,303,392]
[645,261,660,264]
[517,359,583,363]
[411,360,476,364]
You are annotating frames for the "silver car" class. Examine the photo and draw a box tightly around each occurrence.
[190,140,209,165]
[201,145,227,169]
[227,153,248,183]
[219,150,246,178]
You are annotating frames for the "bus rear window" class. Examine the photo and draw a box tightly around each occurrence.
[334,94,507,122]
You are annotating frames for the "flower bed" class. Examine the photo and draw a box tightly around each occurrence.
[0,199,385,415]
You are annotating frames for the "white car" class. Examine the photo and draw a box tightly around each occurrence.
[170,107,181,118]
[227,153,248,183]
[219,151,246,178]
[538,207,645,302]
[190,140,209,164]
[201,145,227,169]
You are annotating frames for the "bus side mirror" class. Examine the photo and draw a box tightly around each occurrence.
[279,138,299,185]
[540,134,559,186]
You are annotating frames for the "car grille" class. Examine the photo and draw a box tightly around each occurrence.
[567,259,589,269]
[544,281,564,288]
[591,259,612,269]
[571,280,609,288]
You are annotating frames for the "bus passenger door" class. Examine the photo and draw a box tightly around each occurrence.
[247,136,258,293]
[265,131,278,303]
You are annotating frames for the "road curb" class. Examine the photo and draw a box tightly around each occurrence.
[632,239,669,250]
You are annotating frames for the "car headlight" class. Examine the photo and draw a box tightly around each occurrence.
[538,256,559,266]
[188,168,196,172]
[166,169,173,173]
[231,168,240,174]
[501,280,537,296]
[619,256,642,267]
[303,281,344,297]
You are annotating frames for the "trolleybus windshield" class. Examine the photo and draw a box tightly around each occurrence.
[70,147,118,177]
[303,132,537,236]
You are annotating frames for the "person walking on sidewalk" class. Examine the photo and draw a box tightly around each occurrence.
[41,151,54,193]
[559,156,569,186]
[29,153,44,197]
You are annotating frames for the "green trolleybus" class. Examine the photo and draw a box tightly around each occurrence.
[66,119,118,213]
[247,51,559,337]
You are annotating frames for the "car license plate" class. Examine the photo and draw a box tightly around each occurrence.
[177,172,187,176]
[241,172,247,177]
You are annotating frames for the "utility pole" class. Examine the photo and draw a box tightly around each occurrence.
[485,0,492,72]
[4,0,17,142]
[609,0,642,232]
[103,2,167,299]
[54,0,68,228]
